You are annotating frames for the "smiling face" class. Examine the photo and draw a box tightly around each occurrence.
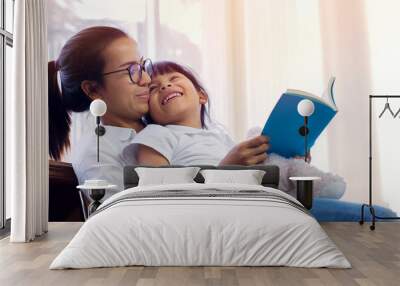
[92,37,151,127]
[148,71,208,128]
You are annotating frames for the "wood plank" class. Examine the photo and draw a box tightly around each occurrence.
[0,222,399,286]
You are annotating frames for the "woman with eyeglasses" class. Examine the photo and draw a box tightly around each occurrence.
[48,26,153,198]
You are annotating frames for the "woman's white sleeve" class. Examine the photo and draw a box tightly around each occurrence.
[72,148,124,201]
[126,125,178,163]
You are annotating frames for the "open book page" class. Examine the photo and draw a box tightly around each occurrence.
[286,77,337,111]
[321,77,337,110]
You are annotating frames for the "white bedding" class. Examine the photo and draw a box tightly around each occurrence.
[50,183,351,269]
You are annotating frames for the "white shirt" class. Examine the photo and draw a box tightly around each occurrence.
[71,125,137,200]
[123,124,235,166]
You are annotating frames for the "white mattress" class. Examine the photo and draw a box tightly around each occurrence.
[50,183,351,269]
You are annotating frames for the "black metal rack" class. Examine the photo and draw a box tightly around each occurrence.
[360,95,400,230]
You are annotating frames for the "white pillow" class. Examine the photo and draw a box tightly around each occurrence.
[135,167,201,186]
[200,169,266,185]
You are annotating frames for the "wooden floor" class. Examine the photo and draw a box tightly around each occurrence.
[0,222,399,286]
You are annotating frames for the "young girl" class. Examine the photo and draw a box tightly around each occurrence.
[123,61,345,198]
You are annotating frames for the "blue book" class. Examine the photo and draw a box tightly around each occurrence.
[261,77,338,158]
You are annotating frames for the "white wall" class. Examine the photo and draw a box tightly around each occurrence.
[365,0,400,213]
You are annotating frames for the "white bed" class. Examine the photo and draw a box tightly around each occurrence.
[50,183,351,269]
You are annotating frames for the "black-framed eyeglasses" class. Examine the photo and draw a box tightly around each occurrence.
[101,58,153,84]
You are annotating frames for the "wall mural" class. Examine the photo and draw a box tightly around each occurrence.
[47,0,398,223]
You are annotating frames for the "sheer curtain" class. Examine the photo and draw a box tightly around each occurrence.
[240,0,396,210]
[150,0,400,211]
[165,0,372,206]
[8,0,48,242]
[241,0,400,212]
[239,0,370,205]
[47,0,398,212]
[318,0,372,205]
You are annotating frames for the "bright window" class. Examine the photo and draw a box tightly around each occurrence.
[1,0,14,231]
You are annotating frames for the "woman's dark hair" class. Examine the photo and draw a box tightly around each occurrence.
[48,26,128,161]
[148,61,210,128]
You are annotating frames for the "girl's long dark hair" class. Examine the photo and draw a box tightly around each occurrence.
[149,61,210,128]
[48,26,128,161]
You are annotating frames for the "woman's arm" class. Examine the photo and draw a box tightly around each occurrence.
[219,135,270,166]
[136,144,170,166]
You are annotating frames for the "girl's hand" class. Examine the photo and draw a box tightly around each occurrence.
[294,153,312,163]
[219,135,270,166]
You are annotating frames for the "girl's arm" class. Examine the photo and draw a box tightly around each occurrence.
[125,125,176,166]
[219,135,270,166]
[136,144,170,166]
